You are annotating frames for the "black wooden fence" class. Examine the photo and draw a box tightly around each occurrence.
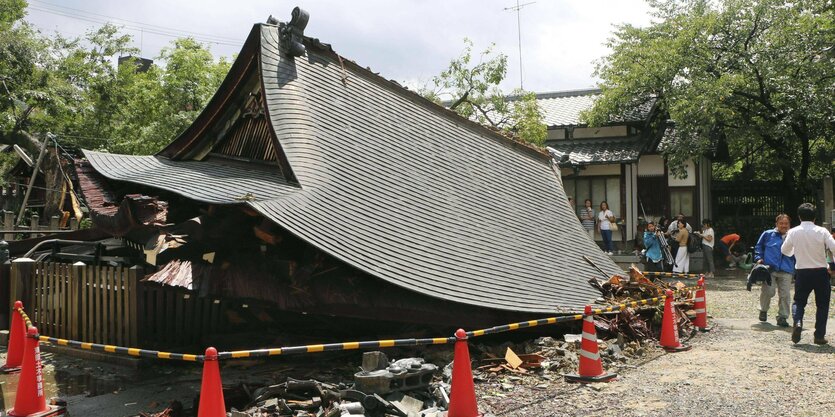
[711,180,821,246]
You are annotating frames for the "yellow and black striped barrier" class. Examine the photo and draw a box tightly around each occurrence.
[17,306,202,362]
[465,315,584,338]
[15,292,687,362]
[216,295,675,359]
[38,335,201,362]
[641,271,702,279]
[218,337,458,359]
[588,296,665,315]
[16,307,32,330]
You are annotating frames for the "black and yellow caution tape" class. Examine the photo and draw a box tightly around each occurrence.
[17,308,33,330]
[16,291,692,362]
[640,271,702,279]
[465,315,584,338]
[587,296,665,315]
[37,335,202,362]
[218,337,458,359]
[216,294,682,359]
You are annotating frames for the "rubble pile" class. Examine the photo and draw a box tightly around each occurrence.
[472,334,659,381]
[587,266,697,337]
[590,266,694,303]
[229,352,450,417]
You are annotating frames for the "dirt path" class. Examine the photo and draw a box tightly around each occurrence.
[498,274,835,417]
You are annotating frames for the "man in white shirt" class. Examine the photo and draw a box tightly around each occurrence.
[781,203,835,345]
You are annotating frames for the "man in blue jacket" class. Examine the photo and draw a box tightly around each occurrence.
[754,213,795,327]
[643,221,664,272]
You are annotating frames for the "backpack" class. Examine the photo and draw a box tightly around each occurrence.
[687,233,702,253]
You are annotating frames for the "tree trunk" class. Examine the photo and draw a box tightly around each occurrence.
[781,168,802,222]
[1,131,66,221]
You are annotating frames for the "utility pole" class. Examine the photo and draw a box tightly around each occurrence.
[504,1,535,90]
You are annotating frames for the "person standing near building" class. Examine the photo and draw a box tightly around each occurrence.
[754,214,795,327]
[580,199,595,242]
[673,221,690,273]
[781,203,835,345]
[827,228,835,277]
[695,219,715,278]
[598,201,615,255]
[667,213,693,235]
[643,221,664,272]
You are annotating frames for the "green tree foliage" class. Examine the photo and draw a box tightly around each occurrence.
[585,0,835,211]
[0,1,230,155]
[421,39,547,146]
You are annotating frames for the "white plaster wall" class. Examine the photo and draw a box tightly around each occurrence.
[637,155,665,176]
[573,125,628,138]
[668,159,696,187]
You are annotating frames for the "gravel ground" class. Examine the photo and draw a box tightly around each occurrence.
[481,270,835,417]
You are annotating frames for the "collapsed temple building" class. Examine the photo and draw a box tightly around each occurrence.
[66,8,623,339]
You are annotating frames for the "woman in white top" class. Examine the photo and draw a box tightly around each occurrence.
[695,219,715,278]
[597,201,615,255]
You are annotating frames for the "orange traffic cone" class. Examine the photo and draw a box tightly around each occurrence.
[692,276,710,332]
[8,327,65,417]
[660,289,691,352]
[2,301,27,373]
[564,305,617,383]
[197,347,226,417]
[446,329,481,417]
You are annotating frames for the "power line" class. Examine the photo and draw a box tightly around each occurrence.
[27,7,241,47]
[26,3,242,47]
[29,0,242,43]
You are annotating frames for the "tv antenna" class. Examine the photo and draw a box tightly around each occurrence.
[504,0,535,90]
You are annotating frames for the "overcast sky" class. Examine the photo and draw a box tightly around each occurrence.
[24,0,654,93]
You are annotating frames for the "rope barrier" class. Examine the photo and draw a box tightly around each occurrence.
[13,293,684,361]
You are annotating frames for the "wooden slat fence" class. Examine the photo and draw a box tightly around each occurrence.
[138,285,226,349]
[9,260,226,349]
[22,262,137,347]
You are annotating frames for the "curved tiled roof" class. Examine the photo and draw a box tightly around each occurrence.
[83,151,299,204]
[249,25,619,312]
[85,23,623,313]
[546,137,648,166]
[532,89,654,127]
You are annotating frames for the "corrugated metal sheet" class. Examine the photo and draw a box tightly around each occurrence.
[83,150,299,204]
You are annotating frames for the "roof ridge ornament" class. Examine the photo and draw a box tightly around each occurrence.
[279,7,309,58]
